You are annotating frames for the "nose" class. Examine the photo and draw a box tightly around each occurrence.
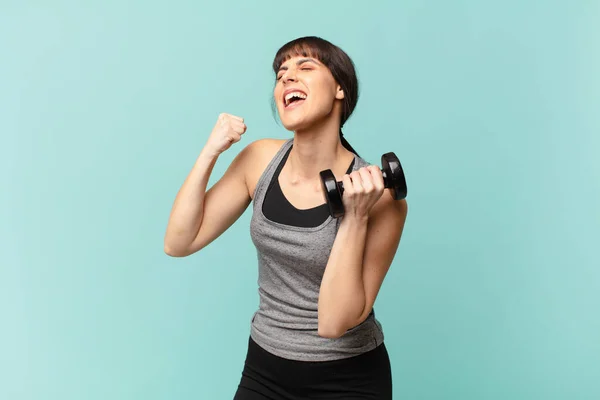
[282,68,297,84]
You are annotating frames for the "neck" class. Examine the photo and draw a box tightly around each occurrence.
[286,118,355,185]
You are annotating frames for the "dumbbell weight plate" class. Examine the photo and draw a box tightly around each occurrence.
[382,152,407,200]
[319,169,345,219]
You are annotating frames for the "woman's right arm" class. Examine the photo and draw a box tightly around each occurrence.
[163,113,252,257]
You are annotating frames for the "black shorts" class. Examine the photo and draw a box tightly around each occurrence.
[233,336,392,399]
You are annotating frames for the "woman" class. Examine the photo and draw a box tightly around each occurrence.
[164,36,408,399]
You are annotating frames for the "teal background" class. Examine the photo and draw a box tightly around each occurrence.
[2,1,599,399]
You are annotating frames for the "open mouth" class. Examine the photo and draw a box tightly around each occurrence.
[284,91,307,109]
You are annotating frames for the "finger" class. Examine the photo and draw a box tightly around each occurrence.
[232,123,246,134]
[229,115,244,122]
[350,171,364,193]
[224,135,235,146]
[229,132,242,143]
[367,166,385,190]
[231,118,246,128]
[358,168,375,192]
[341,174,353,195]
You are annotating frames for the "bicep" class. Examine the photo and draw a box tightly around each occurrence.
[187,147,253,254]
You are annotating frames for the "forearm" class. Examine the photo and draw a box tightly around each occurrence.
[164,147,219,252]
[318,215,368,337]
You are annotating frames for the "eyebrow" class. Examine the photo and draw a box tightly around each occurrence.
[278,58,319,72]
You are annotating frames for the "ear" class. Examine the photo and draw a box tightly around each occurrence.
[335,85,345,100]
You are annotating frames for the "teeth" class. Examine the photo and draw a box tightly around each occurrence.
[285,91,307,106]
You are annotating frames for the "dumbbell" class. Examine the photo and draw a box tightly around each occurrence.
[319,152,407,218]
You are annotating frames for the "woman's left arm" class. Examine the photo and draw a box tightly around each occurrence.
[317,166,408,338]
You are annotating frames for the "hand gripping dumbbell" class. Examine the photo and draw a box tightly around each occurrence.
[319,152,407,218]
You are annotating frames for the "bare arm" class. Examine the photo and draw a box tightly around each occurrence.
[318,166,408,338]
[318,196,407,337]
[163,113,251,257]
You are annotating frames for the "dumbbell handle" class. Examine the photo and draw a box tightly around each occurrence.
[336,170,391,193]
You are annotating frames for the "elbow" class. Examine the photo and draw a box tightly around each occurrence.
[163,242,193,257]
[319,331,345,339]
[318,311,369,339]
[317,306,367,339]
[164,244,183,257]
[317,320,347,339]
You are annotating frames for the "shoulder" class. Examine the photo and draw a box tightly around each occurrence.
[237,138,288,198]
[239,138,288,169]
[245,138,288,158]
[231,138,287,166]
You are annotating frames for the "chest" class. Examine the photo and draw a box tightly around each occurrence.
[250,211,339,278]
[277,177,327,210]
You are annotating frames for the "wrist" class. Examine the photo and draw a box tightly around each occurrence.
[341,213,369,227]
[199,146,221,161]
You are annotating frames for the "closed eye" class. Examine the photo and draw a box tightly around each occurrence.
[276,62,315,80]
